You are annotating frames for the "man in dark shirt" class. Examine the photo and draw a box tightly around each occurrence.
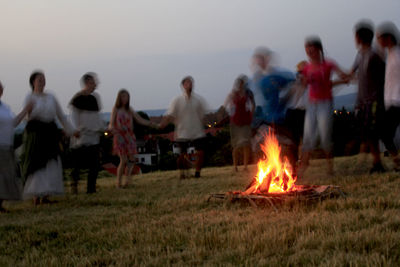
[69,73,105,193]
[350,20,386,173]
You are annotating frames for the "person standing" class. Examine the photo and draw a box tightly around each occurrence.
[224,75,255,172]
[348,20,386,173]
[20,71,76,205]
[299,36,348,178]
[376,22,400,171]
[69,72,105,194]
[160,76,208,179]
[0,82,31,212]
[283,61,308,176]
[108,89,157,188]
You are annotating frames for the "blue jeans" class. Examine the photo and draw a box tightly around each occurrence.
[302,100,333,153]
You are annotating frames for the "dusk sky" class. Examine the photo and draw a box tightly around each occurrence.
[1,0,399,113]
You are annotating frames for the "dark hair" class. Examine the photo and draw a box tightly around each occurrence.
[355,21,374,45]
[381,33,397,45]
[305,36,325,60]
[80,72,97,87]
[181,76,194,86]
[233,74,248,90]
[114,89,130,110]
[29,71,44,90]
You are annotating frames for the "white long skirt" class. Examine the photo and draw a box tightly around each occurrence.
[23,157,64,199]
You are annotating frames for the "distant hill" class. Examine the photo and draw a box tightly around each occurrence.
[15,95,357,134]
[333,93,356,111]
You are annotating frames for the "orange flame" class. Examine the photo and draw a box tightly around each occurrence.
[253,130,296,193]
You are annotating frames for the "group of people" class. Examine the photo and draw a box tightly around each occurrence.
[0,20,400,212]
[222,20,400,178]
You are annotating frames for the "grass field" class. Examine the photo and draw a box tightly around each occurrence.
[1,155,400,266]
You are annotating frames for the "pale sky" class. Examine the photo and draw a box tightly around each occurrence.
[1,0,399,113]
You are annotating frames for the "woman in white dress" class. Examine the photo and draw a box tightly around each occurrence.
[20,71,76,205]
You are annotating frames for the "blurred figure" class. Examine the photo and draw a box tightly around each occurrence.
[69,73,105,194]
[282,61,308,176]
[0,82,31,212]
[348,20,386,173]
[108,89,157,188]
[250,47,296,164]
[224,75,255,172]
[376,22,400,171]
[299,36,348,178]
[20,71,76,205]
[160,76,208,179]
[250,47,295,127]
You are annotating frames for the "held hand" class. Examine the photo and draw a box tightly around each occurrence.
[25,100,34,114]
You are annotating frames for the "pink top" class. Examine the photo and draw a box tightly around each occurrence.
[303,60,337,102]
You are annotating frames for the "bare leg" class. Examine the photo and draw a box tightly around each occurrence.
[298,151,311,179]
[33,196,40,206]
[232,147,239,172]
[325,152,334,176]
[243,146,250,171]
[194,150,204,177]
[177,153,188,179]
[117,155,127,188]
[124,155,135,187]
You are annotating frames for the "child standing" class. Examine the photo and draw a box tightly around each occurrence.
[299,36,348,178]
[108,89,157,188]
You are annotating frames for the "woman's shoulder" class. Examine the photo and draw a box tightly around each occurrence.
[323,58,338,67]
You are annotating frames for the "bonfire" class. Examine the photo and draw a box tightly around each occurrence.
[209,130,345,209]
[244,130,296,195]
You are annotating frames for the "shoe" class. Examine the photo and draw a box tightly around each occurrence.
[370,163,386,174]
[194,171,201,178]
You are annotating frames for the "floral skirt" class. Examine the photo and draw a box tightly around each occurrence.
[113,131,137,156]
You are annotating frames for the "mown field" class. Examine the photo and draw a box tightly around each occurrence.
[1,155,400,266]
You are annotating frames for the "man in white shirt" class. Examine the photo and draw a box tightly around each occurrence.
[160,76,208,178]
[69,73,105,193]
[377,22,400,171]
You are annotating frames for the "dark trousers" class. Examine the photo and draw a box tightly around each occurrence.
[284,108,306,172]
[381,106,400,154]
[71,145,100,193]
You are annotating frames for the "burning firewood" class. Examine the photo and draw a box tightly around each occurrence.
[209,130,346,209]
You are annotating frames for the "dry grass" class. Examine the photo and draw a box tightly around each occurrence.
[1,155,400,266]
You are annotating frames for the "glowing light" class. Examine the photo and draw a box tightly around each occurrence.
[249,130,296,194]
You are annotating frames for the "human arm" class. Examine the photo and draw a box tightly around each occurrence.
[131,108,158,128]
[332,62,351,86]
[54,96,78,136]
[14,100,34,126]
[158,115,174,129]
[107,107,117,133]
